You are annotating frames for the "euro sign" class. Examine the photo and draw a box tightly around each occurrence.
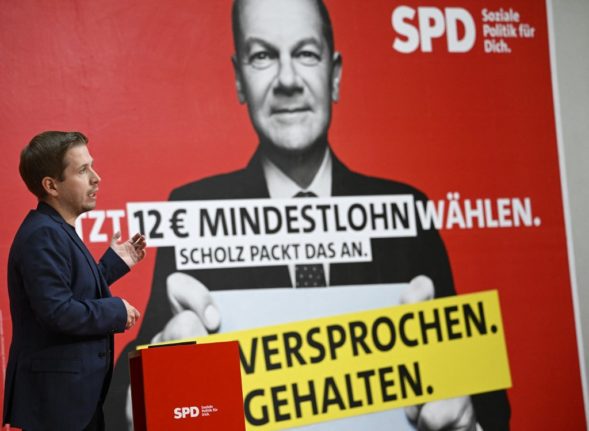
[169,209,189,238]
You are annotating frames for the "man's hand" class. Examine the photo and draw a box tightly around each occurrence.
[401,276,478,431]
[405,397,478,431]
[110,232,146,269]
[151,272,221,343]
[399,274,434,304]
[121,298,141,330]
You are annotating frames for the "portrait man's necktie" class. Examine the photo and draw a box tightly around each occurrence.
[294,191,326,287]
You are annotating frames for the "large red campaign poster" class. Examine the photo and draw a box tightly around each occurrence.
[0,0,586,429]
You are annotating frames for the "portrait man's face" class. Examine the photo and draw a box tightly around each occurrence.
[233,0,342,155]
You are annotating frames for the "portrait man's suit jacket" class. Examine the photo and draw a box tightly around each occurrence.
[109,148,510,430]
[3,202,128,431]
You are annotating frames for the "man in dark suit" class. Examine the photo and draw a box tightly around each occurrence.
[110,0,510,429]
[3,131,145,431]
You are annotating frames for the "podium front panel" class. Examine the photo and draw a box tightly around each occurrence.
[131,341,245,431]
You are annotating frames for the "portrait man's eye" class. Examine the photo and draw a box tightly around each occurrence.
[295,50,321,66]
[248,51,276,69]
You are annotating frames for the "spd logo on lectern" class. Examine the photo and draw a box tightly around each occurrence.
[173,405,200,419]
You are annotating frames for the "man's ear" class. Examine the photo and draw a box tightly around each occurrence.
[41,177,59,198]
[331,51,343,102]
[232,54,247,104]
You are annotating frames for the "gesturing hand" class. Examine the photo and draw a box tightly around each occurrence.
[110,232,146,269]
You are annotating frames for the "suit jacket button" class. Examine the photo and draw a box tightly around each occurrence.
[98,352,106,358]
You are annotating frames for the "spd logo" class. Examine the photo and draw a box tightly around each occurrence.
[173,405,200,419]
[392,6,475,53]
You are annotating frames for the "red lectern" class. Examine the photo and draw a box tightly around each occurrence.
[129,341,246,431]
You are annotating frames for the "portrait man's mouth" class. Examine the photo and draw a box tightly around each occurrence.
[271,106,312,122]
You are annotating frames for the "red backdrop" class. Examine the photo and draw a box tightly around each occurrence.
[0,0,585,429]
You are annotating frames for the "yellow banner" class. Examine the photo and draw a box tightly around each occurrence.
[145,290,511,430]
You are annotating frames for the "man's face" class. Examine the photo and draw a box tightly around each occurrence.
[233,0,341,155]
[54,145,101,218]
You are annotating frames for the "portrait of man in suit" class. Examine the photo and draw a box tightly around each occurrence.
[109,0,510,429]
[4,131,145,431]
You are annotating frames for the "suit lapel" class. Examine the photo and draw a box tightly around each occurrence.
[38,202,105,298]
[60,224,104,298]
[331,152,354,197]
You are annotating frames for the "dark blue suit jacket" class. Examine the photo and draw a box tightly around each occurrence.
[3,202,129,431]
